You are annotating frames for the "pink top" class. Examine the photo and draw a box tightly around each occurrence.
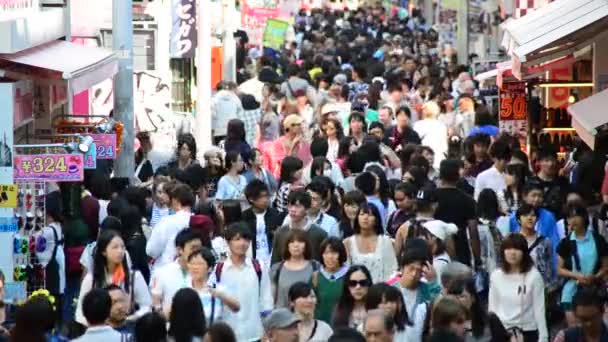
[259,136,311,178]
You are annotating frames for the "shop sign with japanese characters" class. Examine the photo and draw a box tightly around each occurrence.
[171,0,197,58]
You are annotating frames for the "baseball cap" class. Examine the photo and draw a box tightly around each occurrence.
[263,308,300,330]
[282,114,304,130]
[423,220,458,241]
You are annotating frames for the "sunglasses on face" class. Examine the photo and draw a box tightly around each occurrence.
[348,279,371,288]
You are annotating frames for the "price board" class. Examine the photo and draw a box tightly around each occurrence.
[89,134,116,160]
[263,19,289,50]
[0,184,17,208]
[14,154,84,182]
[83,143,97,169]
[499,81,528,150]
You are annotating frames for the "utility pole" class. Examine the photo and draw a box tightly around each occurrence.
[196,0,213,155]
[457,0,469,65]
[112,0,135,178]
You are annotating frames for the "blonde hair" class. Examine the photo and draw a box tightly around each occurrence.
[422,101,441,119]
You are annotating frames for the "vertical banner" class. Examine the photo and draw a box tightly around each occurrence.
[548,67,572,108]
[241,0,279,46]
[170,0,197,58]
[499,82,528,150]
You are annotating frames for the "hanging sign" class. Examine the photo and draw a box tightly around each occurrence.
[83,143,97,169]
[0,185,17,208]
[14,154,84,182]
[170,0,197,58]
[499,81,528,150]
[90,134,116,160]
[263,19,289,50]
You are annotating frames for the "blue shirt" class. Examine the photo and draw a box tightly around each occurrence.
[561,230,598,304]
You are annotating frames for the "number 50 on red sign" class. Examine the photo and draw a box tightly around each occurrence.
[14,154,84,182]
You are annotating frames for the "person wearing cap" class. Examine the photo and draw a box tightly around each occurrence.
[421,220,458,285]
[268,114,312,178]
[394,186,438,256]
[263,308,300,342]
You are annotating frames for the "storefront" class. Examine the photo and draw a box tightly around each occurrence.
[492,0,608,159]
[0,1,120,303]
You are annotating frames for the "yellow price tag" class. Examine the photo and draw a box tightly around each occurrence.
[0,184,18,208]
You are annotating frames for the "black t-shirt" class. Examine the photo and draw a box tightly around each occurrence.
[435,187,477,266]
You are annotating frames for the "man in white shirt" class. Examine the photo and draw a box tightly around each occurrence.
[215,223,273,342]
[146,183,195,269]
[474,139,512,201]
[150,228,202,317]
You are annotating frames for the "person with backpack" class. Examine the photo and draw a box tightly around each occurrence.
[552,285,608,342]
[214,222,272,342]
[34,191,65,327]
[556,204,608,327]
[394,186,439,258]
[270,229,321,308]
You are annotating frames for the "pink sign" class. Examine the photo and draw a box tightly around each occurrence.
[14,154,84,182]
[89,133,117,159]
[242,0,279,45]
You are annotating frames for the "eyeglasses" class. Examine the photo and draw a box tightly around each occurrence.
[348,279,371,288]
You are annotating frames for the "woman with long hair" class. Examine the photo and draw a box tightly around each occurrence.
[365,165,396,223]
[119,205,150,284]
[503,163,529,215]
[274,156,304,215]
[134,312,167,342]
[288,282,333,341]
[488,233,548,342]
[365,283,423,341]
[336,136,357,175]
[312,237,348,323]
[323,117,344,162]
[343,203,398,283]
[215,151,247,206]
[75,229,151,327]
[557,204,608,327]
[168,288,206,342]
[309,157,332,181]
[223,119,251,161]
[476,189,505,276]
[332,265,373,328]
[202,148,225,199]
[150,177,172,228]
[338,191,366,239]
[271,229,320,308]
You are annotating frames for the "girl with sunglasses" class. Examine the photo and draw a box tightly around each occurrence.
[332,265,373,329]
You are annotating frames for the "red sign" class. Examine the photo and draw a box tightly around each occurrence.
[500,82,527,121]
[14,154,84,182]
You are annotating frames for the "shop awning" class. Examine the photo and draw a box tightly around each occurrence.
[568,88,608,150]
[0,40,118,94]
[501,0,608,65]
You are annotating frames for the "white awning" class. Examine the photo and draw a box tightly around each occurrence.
[501,0,608,64]
[568,88,608,150]
[0,40,118,94]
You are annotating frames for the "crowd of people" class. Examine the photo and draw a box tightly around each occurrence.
[2,4,608,342]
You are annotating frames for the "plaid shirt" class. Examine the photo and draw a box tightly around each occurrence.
[240,108,262,147]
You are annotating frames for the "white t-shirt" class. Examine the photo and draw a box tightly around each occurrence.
[150,261,190,312]
[34,222,66,294]
[255,212,271,266]
[191,280,226,324]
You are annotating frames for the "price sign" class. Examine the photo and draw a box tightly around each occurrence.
[499,82,527,121]
[83,143,97,169]
[0,184,18,208]
[89,134,116,160]
[14,154,84,182]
